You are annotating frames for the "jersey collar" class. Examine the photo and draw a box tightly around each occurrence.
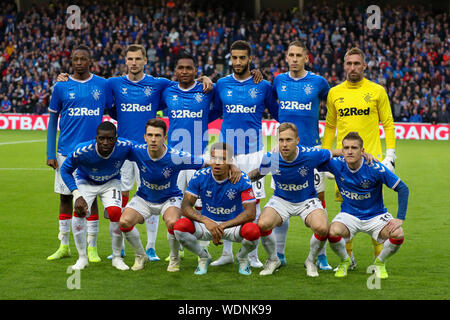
[126,74,146,83]
[345,78,366,89]
[232,73,252,83]
[147,144,167,161]
[288,71,308,81]
[280,146,299,163]
[346,157,365,173]
[69,73,93,83]
[177,81,198,91]
[95,143,115,159]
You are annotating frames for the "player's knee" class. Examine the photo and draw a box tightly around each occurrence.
[389,228,404,241]
[328,223,342,238]
[314,224,328,238]
[119,215,133,230]
[257,218,273,233]
[106,206,122,222]
[241,222,261,241]
[173,217,195,234]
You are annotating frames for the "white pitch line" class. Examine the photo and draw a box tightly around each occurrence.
[0,139,46,146]
[0,168,52,171]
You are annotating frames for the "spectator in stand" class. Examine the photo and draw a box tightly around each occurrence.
[409,108,422,123]
[1,95,12,113]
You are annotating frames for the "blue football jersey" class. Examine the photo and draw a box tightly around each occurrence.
[129,145,204,203]
[60,138,133,192]
[161,82,215,156]
[48,74,109,156]
[186,168,256,222]
[259,146,332,203]
[273,72,329,147]
[108,75,172,143]
[214,75,277,155]
[318,158,401,220]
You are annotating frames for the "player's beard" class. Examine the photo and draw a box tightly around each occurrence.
[232,63,249,76]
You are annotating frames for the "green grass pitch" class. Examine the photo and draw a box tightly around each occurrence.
[0,129,449,300]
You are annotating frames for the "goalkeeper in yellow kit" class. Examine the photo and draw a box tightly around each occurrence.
[322,47,396,270]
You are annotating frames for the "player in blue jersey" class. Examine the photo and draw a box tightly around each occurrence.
[174,142,260,275]
[211,40,278,268]
[272,41,332,270]
[118,118,241,271]
[46,45,110,263]
[319,132,408,279]
[60,122,132,271]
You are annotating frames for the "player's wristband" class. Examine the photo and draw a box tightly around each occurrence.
[72,189,82,201]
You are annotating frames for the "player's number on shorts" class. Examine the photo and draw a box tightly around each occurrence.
[304,199,316,210]
[379,214,390,222]
[112,189,122,201]
[256,180,262,190]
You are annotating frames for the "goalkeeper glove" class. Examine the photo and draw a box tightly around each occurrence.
[381,149,396,172]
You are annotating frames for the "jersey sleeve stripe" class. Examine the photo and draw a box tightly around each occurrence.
[185,190,199,198]
[391,178,401,190]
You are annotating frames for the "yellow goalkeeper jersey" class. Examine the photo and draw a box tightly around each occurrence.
[322,78,395,160]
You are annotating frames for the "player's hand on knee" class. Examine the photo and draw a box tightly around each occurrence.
[385,218,403,235]
[74,197,88,218]
[46,159,58,169]
[56,73,69,82]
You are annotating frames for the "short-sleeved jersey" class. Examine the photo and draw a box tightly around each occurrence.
[273,72,330,147]
[259,147,332,203]
[322,78,395,160]
[186,168,256,222]
[108,75,172,143]
[128,145,204,203]
[48,74,108,156]
[60,138,133,192]
[161,82,215,156]
[214,75,277,155]
[318,157,401,220]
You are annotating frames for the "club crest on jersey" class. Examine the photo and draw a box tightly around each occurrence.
[194,93,204,103]
[92,89,101,101]
[364,93,372,103]
[298,166,309,177]
[303,84,313,95]
[249,88,259,99]
[162,167,173,178]
[143,86,153,97]
[226,188,237,200]
[69,92,75,99]
[360,179,372,189]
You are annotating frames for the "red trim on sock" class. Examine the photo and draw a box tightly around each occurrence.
[259,228,272,237]
[122,196,129,208]
[86,214,99,221]
[73,212,84,218]
[314,233,328,241]
[321,200,326,209]
[120,226,134,233]
[328,235,342,243]
[389,237,404,245]
[256,199,260,205]
[167,228,174,235]
[59,213,72,220]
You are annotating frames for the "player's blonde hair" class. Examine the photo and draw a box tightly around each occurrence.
[344,47,366,63]
[278,122,299,137]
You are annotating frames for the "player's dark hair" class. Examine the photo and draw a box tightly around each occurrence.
[145,118,167,135]
[126,44,146,58]
[288,41,308,53]
[97,121,117,136]
[343,131,364,147]
[230,40,252,56]
[72,44,91,58]
[210,142,234,160]
[278,122,299,137]
[175,50,197,66]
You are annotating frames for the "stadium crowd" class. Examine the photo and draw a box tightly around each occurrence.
[0,0,448,123]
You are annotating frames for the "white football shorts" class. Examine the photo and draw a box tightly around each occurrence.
[191,220,245,243]
[120,160,140,192]
[234,150,265,199]
[331,211,394,243]
[77,179,122,217]
[264,195,324,225]
[54,154,72,195]
[126,194,182,220]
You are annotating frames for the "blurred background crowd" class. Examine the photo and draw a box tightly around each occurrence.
[0,0,448,123]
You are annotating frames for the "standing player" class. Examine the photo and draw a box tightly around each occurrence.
[60,122,132,271]
[321,132,408,279]
[272,41,332,270]
[322,47,397,269]
[46,45,109,262]
[174,142,260,275]
[248,123,342,277]
[212,40,278,268]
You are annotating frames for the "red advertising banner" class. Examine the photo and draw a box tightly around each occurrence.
[0,114,449,140]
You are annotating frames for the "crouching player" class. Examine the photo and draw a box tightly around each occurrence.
[174,142,260,275]
[60,121,132,271]
[320,132,408,278]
